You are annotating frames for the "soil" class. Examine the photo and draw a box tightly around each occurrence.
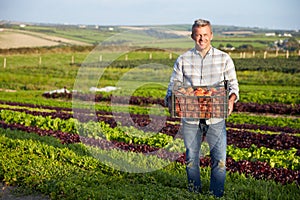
[1,183,50,200]
[0,28,90,49]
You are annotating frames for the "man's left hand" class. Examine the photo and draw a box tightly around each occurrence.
[228,99,234,115]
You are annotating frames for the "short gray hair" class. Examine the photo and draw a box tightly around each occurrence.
[192,19,212,31]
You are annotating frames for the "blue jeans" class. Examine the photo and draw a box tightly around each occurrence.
[182,119,227,197]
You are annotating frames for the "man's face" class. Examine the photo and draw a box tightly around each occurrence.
[191,25,213,51]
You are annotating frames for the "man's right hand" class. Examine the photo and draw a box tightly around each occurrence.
[164,95,172,114]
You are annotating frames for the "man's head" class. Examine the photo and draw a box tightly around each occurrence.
[192,19,212,33]
[191,19,213,52]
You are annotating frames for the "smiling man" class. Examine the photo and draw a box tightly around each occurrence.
[165,19,239,197]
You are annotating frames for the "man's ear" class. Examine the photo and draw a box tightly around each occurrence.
[191,33,194,40]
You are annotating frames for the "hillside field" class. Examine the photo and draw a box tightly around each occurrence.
[0,23,299,200]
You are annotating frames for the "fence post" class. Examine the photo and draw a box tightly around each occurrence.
[99,55,102,62]
[275,49,278,57]
[39,56,42,66]
[169,53,172,59]
[286,50,289,59]
[149,53,152,60]
[125,54,128,61]
[252,51,255,58]
[3,57,6,68]
[264,51,267,59]
[243,52,246,58]
[71,55,74,64]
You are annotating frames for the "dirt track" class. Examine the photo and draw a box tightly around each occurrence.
[0,28,90,49]
[1,183,49,200]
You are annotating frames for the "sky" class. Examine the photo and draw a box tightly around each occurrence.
[0,0,299,30]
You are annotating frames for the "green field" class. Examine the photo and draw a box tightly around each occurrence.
[0,50,299,104]
[0,24,300,200]
[3,24,299,51]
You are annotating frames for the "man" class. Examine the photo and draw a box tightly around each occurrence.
[165,19,239,197]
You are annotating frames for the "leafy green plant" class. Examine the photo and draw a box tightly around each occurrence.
[227,144,300,170]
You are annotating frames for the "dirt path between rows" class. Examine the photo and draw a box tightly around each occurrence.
[1,183,50,200]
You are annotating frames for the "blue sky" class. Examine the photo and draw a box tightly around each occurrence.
[1,0,299,30]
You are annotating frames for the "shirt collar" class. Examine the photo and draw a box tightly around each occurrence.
[193,46,213,56]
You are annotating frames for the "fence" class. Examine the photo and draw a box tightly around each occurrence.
[228,50,300,59]
[1,50,300,68]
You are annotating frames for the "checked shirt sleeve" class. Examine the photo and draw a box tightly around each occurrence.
[224,55,239,102]
[166,56,184,99]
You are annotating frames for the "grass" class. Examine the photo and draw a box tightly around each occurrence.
[20,25,117,44]
[0,51,299,105]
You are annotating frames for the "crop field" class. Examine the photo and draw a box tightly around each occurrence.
[0,25,300,199]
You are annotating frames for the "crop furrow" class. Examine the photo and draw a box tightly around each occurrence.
[1,108,299,153]
[227,129,300,151]
[1,121,299,185]
[0,120,80,144]
[3,95,300,116]
[1,105,299,135]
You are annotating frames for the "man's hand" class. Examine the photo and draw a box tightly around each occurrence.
[164,95,172,114]
[228,99,234,116]
[228,94,237,116]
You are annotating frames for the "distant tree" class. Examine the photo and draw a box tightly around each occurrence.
[218,44,224,49]
[226,43,234,48]
[237,44,254,50]
[283,37,300,51]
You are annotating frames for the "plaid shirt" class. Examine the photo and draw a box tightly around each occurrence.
[166,46,239,124]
